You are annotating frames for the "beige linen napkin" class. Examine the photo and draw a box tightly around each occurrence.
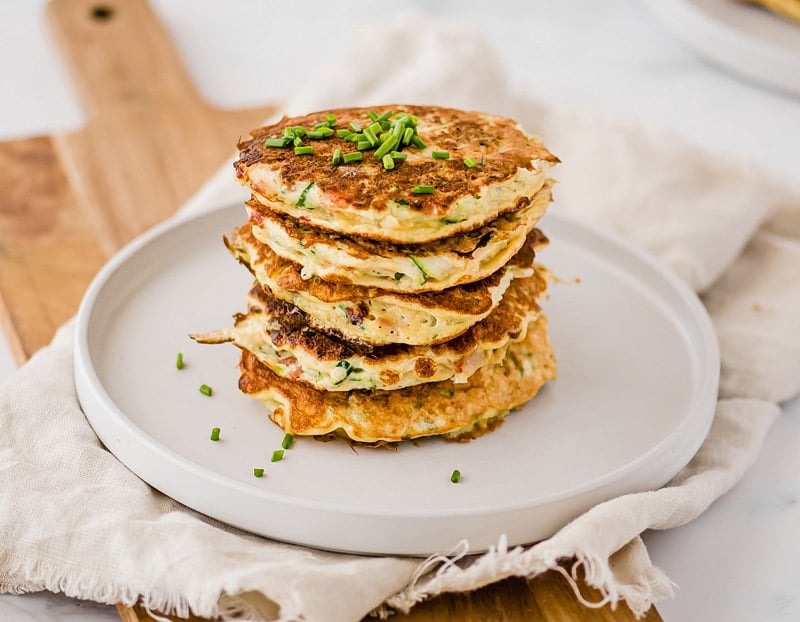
[2,13,799,622]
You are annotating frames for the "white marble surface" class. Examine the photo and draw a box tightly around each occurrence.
[1,1,799,620]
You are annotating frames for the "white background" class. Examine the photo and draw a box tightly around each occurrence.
[0,1,798,620]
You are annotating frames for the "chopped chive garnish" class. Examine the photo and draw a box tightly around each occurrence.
[408,114,419,126]
[367,122,382,135]
[368,111,379,122]
[253,468,265,478]
[374,135,398,159]
[390,151,407,161]
[199,384,212,396]
[363,126,379,146]
[337,128,353,139]
[391,122,405,139]
[294,145,313,155]
[349,121,362,132]
[326,113,337,126]
[283,128,296,139]
[332,147,342,165]
[342,152,363,163]
[210,427,220,441]
[402,127,415,146]
[412,185,435,194]
[271,449,284,462]
[290,126,306,136]
[308,127,334,139]
[265,137,289,148]
[432,151,450,159]
[356,140,372,151]
[411,135,427,149]
[176,352,184,370]
[293,136,303,147]
[296,181,315,207]
[313,122,329,130]
[463,157,478,168]
[450,469,461,483]
[377,110,393,122]
[282,433,294,450]
[382,154,395,170]
[379,132,391,143]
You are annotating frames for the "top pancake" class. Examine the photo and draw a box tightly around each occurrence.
[235,105,559,244]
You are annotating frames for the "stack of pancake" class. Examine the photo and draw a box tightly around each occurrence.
[194,105,559,443]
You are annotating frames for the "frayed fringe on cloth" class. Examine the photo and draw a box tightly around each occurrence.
[372,535,674,620]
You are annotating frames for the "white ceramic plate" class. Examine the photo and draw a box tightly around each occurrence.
[74,205,719,556]
[645,0,800,97]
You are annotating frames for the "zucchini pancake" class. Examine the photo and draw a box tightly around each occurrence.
[195,105,559,443]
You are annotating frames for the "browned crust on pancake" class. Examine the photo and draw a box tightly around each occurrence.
[246,179,552,261]
[243,261,546,362]
[238,315,557,442]
[227,222,542,313]
[235,105,559,220]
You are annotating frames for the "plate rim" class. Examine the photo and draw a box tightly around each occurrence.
[644,0,800,98]
[73,203,720,543]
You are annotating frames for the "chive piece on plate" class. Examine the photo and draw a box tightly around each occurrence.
[199,384,212,396]
[282,433,295,450]
[412,185,435,194]
[450,469,461,483]
[390,151,407,161]
[326,113,337,126]
[336,128,352,139]
[332,147,342,165]
[210,427,220,442]
[271,449,285,462]
[463,157,478,168]
[349,121,362,133]
[253,468,265,478]
[176,352,184,370]
[382,154,395,170]
[432,150,450,160]
[294,145,313,155]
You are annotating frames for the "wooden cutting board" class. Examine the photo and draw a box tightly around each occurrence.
[0,1,662,620]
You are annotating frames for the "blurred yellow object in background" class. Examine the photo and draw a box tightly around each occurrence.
[741,0,800,23]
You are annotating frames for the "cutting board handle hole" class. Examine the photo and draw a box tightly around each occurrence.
[90,5,114,21]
